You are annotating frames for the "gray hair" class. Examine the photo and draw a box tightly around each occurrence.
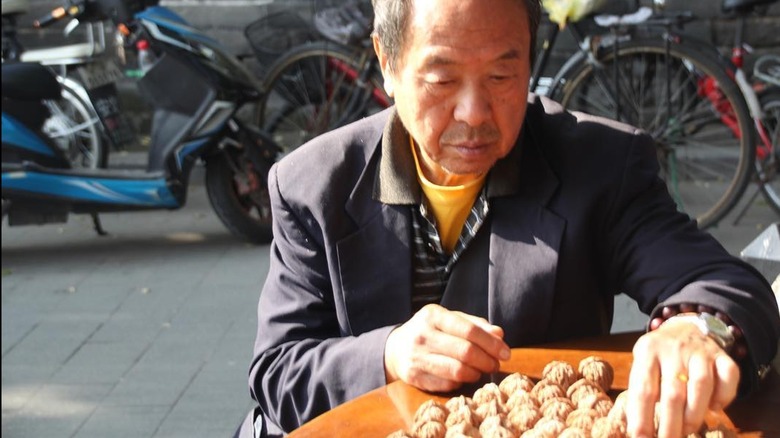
[371,0,542,70]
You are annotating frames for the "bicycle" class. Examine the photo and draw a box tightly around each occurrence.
[247,3,389,155]
[252,0,761,229]
[753,55,780,214]
[536,0,763,229]
[719,0,780,220]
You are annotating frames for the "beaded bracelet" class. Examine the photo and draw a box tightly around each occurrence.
[648,303,748,360]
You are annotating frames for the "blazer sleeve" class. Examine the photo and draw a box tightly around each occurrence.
[602,131,780,394]
[248,163,394,433]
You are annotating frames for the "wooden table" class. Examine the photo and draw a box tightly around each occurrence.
[289,332,780,437]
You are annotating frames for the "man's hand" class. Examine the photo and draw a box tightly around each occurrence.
[626,320,740,438]
[384,304,511,393]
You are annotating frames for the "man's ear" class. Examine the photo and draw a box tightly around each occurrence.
[372,34,395,97]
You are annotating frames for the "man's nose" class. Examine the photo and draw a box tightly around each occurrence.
[453,83,491,127]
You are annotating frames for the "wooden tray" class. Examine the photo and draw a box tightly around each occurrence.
[290,332,780,437]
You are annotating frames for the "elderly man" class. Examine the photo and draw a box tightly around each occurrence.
[246,0,780,436]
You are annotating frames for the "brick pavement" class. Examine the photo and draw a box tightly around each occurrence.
[2,179,263,438]
[1,165,778,437]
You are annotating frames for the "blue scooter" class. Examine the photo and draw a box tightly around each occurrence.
[2,0,281,243]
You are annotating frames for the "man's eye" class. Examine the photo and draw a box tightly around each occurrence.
[423,74,453,85]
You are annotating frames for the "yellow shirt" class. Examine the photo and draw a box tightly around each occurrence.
[410,136,486,253]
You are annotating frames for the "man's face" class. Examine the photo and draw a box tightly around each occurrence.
[375,0,531,186]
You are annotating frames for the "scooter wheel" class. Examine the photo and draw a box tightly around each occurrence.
[205,153,273,244]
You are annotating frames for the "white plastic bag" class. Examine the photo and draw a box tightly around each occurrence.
[542,0,607,28]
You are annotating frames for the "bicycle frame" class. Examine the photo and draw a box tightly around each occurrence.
[325,45,391,128]
[728,18,775,162]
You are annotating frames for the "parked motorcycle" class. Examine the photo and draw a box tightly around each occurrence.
[1,0,136,169]
[2,0,280,243]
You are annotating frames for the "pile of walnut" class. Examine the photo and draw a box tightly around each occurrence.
[387,356,736,438]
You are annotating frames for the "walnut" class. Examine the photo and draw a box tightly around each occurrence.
[565,408,600,433]
[446,395,475,412]
[520,427,556,438]
[541,360,579,391]
[578,356,614,392]
[533,417,566,437]
[480,426,515,438]
[499,372,536,397]
[414,400,449,424]
[539,396,575,422]
[703,425,739,438]
[506,390,539,411]
[473,382,506,406]
[506,404,541,435]
[577,392,613,416]
[531,379,566,404]
[412,420,447,438]
[479,414,514,437]
[445,422,480,438]
[558,427,589,438]
[386,429,414,438]
[566,378,604,406]
[474,399,506,423]
[445,403,479,428]
[591,416,627,438]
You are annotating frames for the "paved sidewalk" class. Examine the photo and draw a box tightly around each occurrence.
[2,176,263,438]
[2,167,778,437]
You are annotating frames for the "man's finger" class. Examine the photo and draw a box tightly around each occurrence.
[684,354,714,435]
[412,352,480,390]
[431,308,510,361]
[657,362,687,438]
[710,353,740,411]
[627,341,661,438]
[421,329,501,374]
[457,312,505,338]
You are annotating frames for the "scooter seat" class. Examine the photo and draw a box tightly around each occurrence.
[1,0,29,16]
[20,43,102,64]
[1,63,61,101]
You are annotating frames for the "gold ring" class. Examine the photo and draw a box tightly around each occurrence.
[677,373,689,383]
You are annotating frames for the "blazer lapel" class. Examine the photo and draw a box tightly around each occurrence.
[489,198,565,346]
[335,203,413,335]
[487,116,566,346]
[336,115,415,335]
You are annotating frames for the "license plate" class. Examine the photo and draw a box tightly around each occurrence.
[78,61,124,90]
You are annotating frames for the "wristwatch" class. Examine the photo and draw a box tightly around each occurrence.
[664,312,736,352]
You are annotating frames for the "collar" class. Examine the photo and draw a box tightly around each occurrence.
[373,108,524,205]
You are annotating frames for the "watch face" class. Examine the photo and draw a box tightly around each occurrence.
[701,313,735,347]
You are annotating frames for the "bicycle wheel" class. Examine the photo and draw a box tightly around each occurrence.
[256,41,390,155]
[549,39,755,229]
[42,80,106,168]
[758,88,780,214]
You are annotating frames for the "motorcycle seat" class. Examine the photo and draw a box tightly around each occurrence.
[1,63,61,101]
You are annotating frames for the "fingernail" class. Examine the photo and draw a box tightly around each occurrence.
[499,347,510,361]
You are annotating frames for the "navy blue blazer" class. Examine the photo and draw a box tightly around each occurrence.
[249,95,779,434]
